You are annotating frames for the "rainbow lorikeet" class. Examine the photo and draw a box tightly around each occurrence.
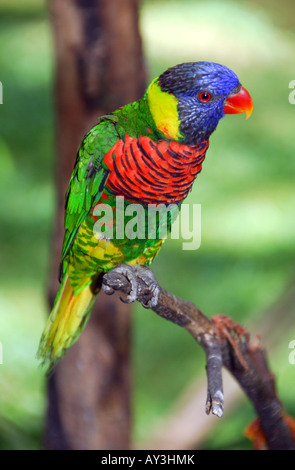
[37,61,253,370]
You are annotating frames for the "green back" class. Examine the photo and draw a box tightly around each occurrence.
[59,95,161,279]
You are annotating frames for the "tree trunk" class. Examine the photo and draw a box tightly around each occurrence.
[45,0,145,450]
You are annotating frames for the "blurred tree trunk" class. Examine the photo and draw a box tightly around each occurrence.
[45,0,146,450]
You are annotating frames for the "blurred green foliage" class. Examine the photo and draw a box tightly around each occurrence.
[0,0,294,450]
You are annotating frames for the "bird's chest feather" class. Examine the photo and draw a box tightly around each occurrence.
[103,134,209,205]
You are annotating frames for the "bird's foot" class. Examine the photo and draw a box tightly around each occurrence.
[211,314,250,370]
[102,264,160,308]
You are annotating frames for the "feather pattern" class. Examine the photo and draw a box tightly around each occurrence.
[37,61,252,370]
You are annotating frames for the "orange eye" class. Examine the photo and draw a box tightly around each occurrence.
[199,92,211,102]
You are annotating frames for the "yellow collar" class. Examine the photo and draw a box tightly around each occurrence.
[147,79,183,141]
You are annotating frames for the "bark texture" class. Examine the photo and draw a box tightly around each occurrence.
[45,0,145,450]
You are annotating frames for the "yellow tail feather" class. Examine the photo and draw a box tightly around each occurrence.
[37,274,98,372]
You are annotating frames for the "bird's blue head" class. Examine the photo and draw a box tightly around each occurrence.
[147,61,253,144]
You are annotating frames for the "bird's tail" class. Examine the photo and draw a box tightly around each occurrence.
[37,273,99,372]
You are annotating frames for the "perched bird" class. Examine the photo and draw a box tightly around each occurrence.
[37,61,253,370]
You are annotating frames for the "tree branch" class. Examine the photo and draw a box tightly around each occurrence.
[102,265,295,450]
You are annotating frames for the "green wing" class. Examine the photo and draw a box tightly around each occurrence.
[59,115,121,280]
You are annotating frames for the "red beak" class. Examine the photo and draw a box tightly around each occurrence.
[224,86,253,119]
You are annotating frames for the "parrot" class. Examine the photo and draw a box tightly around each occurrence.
[37,61,253,371]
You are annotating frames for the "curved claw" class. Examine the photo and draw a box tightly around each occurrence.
[142,285,159,309]
[105,264,139,304]
[120,290,137,304]
[102,283,115,296]
[103,264,160,308]
[133,265,160,308]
